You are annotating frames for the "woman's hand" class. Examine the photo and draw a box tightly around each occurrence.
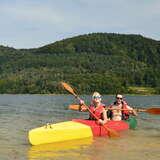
[79,99,84,105]
[80,105,87,111]
[97,119,104,125]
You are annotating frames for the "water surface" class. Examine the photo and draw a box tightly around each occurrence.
[0,95,159,160]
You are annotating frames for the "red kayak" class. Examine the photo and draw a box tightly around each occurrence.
[73,119,129,136]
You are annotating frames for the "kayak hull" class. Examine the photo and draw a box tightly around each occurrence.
[73,119,129,136]
[29,121,93,146]
[29,118,136,145]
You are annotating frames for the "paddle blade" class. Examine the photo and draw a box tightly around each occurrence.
[69,104,80,110]
[61,82,76,96]
[69,104,88,112]
[106,127,120,138]
[146,108,160,115]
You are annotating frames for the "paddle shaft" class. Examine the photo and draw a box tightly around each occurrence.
[69,104,135,112]
[68,104,160,115]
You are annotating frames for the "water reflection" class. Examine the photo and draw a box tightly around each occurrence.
[28,138,93,160]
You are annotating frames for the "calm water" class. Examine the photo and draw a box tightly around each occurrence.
[0,94,160,160]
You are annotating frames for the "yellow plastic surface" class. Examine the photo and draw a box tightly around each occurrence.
[28,121,93,145]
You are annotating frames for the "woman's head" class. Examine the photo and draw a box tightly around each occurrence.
[92,92,102,104]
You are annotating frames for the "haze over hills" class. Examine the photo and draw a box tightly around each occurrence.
[0,33,160,94]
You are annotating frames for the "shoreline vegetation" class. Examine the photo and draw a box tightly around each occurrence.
[0,86,158,95]
[127,86,157,95]
[0,33,160,94]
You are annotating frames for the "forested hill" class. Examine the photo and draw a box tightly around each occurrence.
[0,33,160,94]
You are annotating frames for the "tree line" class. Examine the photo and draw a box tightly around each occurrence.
[0,33,160,94]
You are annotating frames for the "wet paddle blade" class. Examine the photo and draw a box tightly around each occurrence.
[61,82,76,96]
[146,108,160,115]
[69,104,80,110]
[105,127,120,138]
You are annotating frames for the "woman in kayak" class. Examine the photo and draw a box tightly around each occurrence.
[107,94,137,121]
[79,92,108,125]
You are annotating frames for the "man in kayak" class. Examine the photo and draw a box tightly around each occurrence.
[79,92,108,125]
[107,94,137,121]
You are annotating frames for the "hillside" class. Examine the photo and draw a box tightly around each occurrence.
[0,33,160,94]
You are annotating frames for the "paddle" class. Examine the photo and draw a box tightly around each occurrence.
[61,82,120,138]
[68,104,160,115]
[136,108,160,115]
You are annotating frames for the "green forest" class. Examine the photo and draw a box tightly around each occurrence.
[0,33,160,94]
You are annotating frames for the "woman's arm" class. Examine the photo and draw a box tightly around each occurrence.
[78,99,88,112]
[98,109,108,125]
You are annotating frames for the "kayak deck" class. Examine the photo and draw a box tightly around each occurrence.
[29,121,92,146]
[73,119,129,136]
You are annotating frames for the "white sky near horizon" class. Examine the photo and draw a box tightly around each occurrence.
[0,0,160,49]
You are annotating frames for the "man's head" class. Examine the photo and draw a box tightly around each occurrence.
[116,94,123,104]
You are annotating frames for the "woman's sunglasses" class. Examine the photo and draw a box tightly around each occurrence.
[93,96,101,99]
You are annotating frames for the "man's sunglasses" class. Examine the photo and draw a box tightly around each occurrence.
[116,97,122,100]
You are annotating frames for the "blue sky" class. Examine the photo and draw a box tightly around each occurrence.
[0,0,160,49]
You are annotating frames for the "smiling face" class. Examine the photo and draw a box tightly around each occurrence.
[92,92,102,105]
[93,95,101,103]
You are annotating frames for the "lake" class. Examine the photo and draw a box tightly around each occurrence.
[0,94,160,160]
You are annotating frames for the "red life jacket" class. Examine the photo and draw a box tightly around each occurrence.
[89,104,105,120]
[121,101,130,120]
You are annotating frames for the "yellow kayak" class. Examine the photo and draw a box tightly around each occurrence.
[28,120,93,145]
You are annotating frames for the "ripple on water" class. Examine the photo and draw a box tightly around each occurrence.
[0,95,159,160]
